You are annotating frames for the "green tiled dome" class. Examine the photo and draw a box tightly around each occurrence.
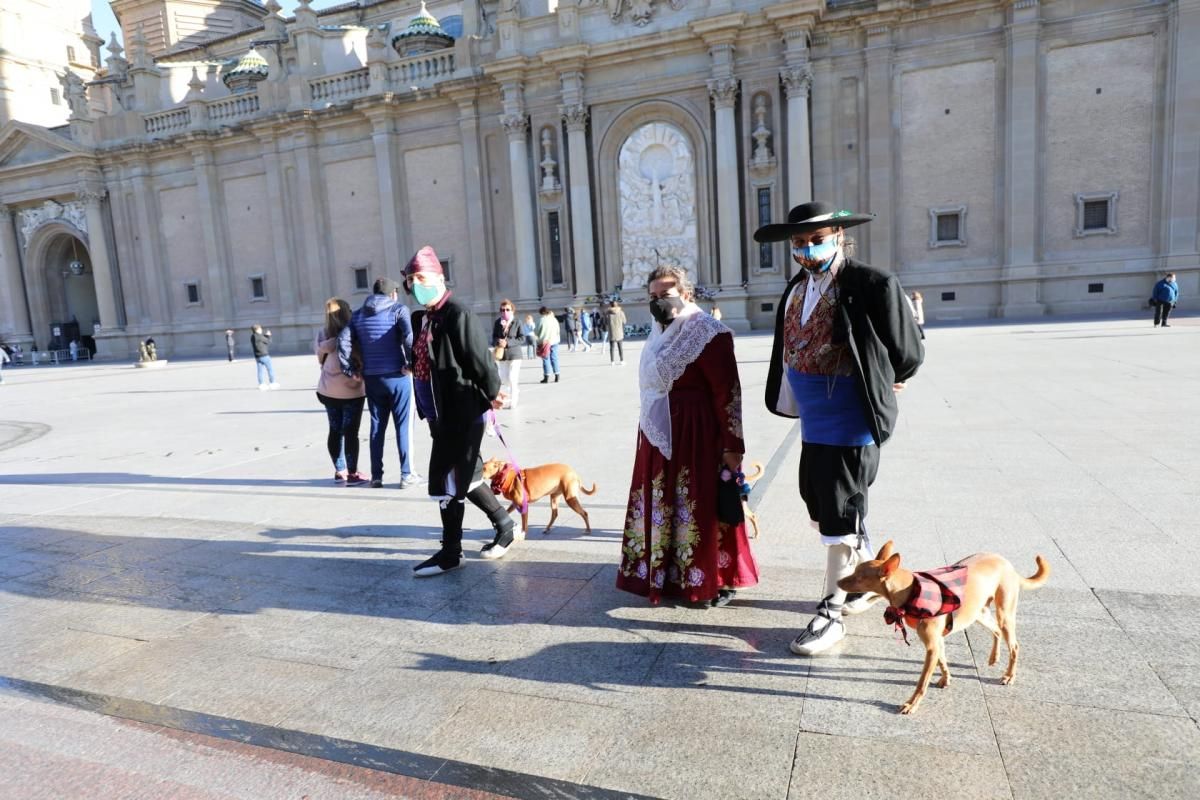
[391,1,454,53]
[222,49,268,86]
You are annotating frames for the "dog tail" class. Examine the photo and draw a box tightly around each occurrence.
[580,482,598,495]
[1021,556,1051,589]
[744,461,765,482]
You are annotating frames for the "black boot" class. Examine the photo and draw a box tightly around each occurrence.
[415,502,464,577]
[467,484,515,559]
[554,374,561,383]
[540,376,549,384]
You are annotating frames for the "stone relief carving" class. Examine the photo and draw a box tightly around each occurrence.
[540,129,560,192]
[780,64,813,98]
[617,122,698,289]
[603,0,686,27]
[17,199,88,250]
[751,94,774,169]
[501,113,529,137]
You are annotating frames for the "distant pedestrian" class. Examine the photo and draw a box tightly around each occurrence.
[350,277,417,489]
[536,306,561,383]
[405,245,516,577]
[596,308,609,345]
[711,305,723,321]
[1152,273,1179,328]
[0,345,8,383]
[564,307,579,352]
[578,307,593,351]
[225,329,236,361]
[911,291,925,335]
[316,298,367,484]
[492,299,524,409]
[521,314,536,359]
[69,339,78,361]
[13,344,23,365]
[251,325,278,390]
[605,300,627,365]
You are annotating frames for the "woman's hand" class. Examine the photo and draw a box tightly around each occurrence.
[722,451,743,473]
[491,392,507,410]
[893,382,906,393]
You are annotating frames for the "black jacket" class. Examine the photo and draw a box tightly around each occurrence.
[412,296,501,423]
[250,331,271,358]
[765,258,924,446]
[491,317,524,362]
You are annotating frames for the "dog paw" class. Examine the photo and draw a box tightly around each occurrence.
[936,678,950,689]
[899,703,917,715]
[1000,675,1014,686]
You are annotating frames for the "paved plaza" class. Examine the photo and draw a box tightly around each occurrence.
[1,315,1199,799]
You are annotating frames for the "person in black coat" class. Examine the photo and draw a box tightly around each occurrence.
[405,246,515,577]
[491,299,525,409]
[755,201,924,656]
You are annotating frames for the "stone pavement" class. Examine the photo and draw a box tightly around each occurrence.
[1,315,1199,799]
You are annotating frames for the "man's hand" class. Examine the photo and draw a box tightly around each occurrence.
[893,382,906,393]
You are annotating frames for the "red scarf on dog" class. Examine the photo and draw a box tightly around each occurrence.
[884,564,968,645]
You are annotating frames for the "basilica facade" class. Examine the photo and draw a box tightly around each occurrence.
[0,0,1197,358]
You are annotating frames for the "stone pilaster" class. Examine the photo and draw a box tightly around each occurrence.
[187,146,235,322]
[781,64,814,207]
[561,93,596,297]
[126,157,172,324]
[0,205,33,344]
[255,134,300,315]
[451,92,493,306]
[77,186,122,331]
[1166,0,1200,265]
[864,23,895,269]
[500,82,539,302]
[709,77,743,291]
[367,110,406,278]
[1001,0,1045,317]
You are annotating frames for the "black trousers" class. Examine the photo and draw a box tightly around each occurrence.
[799,442,880,537]
[609,340,625,362]
[1154,302,1173,326]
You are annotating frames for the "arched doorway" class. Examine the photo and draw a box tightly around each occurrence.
[24,223,98,352]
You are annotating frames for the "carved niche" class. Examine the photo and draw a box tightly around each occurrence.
[617,122,698,289]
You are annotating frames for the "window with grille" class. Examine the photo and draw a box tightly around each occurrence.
[50,88,61,105]
[67,46,76,63]
[353,267,369,292]
[185,282,201,305]
[250,275,266,301]
[757,188,773,270]
[1074,192,1118,237]
[928,206,966,248]
[548,212,564,286]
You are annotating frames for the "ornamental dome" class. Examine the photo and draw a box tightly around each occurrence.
[222,48,268,93]
[391,1,454,57]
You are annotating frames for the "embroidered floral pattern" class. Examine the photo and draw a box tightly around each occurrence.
[724,382,743,440]
[783,277,854,377]
[619,467,704,590]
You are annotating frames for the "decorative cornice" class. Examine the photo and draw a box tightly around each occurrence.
[780,65,813,98]
[707,78,739,110]
[501,113,529,138]
[76,186,107,204]
[561,104,589,132]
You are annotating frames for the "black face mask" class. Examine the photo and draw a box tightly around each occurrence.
[649,296,686,326]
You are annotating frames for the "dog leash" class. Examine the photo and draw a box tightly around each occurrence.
[488,410,529,515]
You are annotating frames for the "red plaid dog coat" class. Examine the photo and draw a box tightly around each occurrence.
[883,563,968,645]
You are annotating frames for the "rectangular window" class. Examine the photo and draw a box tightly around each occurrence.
[936,213,960,243]
[548,212,564,286]
[760,302,774,312]
[250,275,266,301]
[185,282,201,305]
[438,259,453,286]
[67,46,76,63]
[50,88,61,106]
[757,188,773,270]
[1082,201,1109,231]
[353,267,369,292]
[1088,282,1104,294]
[941,291,956,302]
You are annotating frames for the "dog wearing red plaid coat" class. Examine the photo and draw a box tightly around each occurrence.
[838,540,1050,715]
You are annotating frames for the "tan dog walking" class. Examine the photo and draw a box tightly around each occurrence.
[837,540,1050,715]
[482,458,596,538]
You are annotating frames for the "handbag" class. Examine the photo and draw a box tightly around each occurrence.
[716,465,745,525]
[493,344,506,361]
[536,341,551,359]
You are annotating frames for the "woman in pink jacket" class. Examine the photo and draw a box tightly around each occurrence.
[316,298,367,484]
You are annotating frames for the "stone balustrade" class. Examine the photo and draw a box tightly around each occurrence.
[144,107,190,137]
[387,51,455,90]
[310,68,371,104]
[207,93,261,125]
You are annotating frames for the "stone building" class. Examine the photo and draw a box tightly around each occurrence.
[0,0,1197,358]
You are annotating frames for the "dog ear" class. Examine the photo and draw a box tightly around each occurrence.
[881,553,901,576]
[876,540,895,561]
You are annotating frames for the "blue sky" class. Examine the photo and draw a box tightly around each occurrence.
[90,1,345,47]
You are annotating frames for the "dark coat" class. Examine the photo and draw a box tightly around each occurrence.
[765,258,924,446]
[491,317,525,362]
[412,296,501,425]
[250,331,271,358]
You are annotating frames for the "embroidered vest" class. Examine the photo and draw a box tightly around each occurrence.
[783,277,855,377]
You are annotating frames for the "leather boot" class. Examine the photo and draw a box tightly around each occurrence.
[467,484,515,557]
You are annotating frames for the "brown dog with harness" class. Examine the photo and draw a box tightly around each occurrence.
[482,458,597,538]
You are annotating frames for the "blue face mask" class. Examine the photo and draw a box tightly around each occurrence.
[792,238,840,272]
[412,282,443,307]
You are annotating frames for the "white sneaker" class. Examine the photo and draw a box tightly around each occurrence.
[789,613,846,656]
[258,383,269,391]
[269,382,280,390]
[480,542,509,560]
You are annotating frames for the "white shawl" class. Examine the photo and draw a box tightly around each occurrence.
[638,304,729,459]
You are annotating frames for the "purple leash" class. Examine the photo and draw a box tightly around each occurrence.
[489,410,529,515]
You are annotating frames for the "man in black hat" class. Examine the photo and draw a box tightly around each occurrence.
[404,246,516,577]
[755,201,924,655]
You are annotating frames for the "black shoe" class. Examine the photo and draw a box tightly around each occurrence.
[414,550,462,577]
[710,589,737,608]
[1162,323,1171,327]
[554,374,561,383]
[540,376,549,384]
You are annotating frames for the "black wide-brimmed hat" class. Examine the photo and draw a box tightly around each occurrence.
[753,201,875,243]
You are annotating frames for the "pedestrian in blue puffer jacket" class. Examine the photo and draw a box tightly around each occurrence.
[1151,273,1179,328]
[350,278,419,488]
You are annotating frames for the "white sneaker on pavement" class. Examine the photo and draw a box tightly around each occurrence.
[790,608,846,656]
